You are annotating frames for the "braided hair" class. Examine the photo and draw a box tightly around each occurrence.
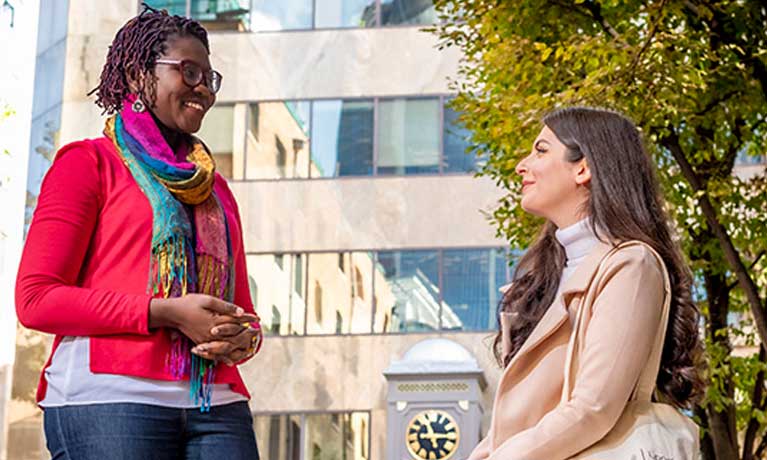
[88,4,209,114]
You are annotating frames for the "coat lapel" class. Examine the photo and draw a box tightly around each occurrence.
[501,240,615,375]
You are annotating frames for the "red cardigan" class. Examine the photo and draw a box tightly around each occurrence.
[15,137,255,403]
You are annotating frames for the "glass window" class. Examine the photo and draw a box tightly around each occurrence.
[144,0,187,16]
[443,104,478,173]
[253,414,302,460]
[248,254,305,335]
[251,248,508,335]
[374,250,440,332]
[441,248,511,331]
[306,252,373,335]
[251,0,313,31]
[305,413,370,460]
[246,101,312,179]
[271,305,282,333]
[315,0,378,28]
[377,98,440,175]
[313,281,323,323]
[253,412,370,460]
[197,105,235,179]
[146,1,249,28]
[348,252,374,333]
[311,100,374,177]
[289,254,307,334]
[380,0,437,26]
[248,276,258,309]
[294,254,305,297]
[335,311,344,334]
[191,0,249,27]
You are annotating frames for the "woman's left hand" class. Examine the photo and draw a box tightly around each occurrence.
[191,320,263,366]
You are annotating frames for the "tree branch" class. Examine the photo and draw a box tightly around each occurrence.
[581,0,622,41]
[682,0,700,17]
[658,128,767,348]
[694,89,742,118]
[625,0,668,83]
[742,345,767,460]
[727,252,766,291]
[755,434,767,460]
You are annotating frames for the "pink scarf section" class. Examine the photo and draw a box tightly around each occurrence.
[123,94,195,170]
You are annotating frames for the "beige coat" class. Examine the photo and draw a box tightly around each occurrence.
[468,241,666,460]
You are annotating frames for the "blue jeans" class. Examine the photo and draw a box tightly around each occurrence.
[43,402,260,460]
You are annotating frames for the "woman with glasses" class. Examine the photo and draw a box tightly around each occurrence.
[16,6,263,459]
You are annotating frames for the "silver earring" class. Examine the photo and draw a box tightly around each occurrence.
[132,98,146,113]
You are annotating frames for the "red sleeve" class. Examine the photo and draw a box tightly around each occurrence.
[15,141,152,336]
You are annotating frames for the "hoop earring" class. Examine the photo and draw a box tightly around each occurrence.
[132,98,146,113]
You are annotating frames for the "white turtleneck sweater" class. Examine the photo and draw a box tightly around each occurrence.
[555,218,600,323]
[555,218,600,287]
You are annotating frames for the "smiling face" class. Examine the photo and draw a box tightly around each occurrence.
[515,125,592,228]
[146,34,215,134]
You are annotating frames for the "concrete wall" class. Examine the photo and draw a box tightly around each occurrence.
[232,175,504,254]
[210,28,461,102]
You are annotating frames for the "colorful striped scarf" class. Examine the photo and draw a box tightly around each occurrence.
[104,96,233,411]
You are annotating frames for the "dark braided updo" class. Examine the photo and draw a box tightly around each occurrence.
[88,4,209,114]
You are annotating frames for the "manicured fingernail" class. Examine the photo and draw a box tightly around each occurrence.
[211,327,220,335]
[235,306,244,316]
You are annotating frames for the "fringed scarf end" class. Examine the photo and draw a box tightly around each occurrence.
[190,353,216,413]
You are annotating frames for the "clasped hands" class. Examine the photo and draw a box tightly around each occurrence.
[149,293,263,366]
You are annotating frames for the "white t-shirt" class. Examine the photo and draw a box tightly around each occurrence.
[40,336,247,408]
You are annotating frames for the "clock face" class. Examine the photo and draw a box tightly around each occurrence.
[405,410,460,460]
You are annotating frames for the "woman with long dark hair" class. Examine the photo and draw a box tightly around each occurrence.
[16,6,262,459]
[468,107,704,459]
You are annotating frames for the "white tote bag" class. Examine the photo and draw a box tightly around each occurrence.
[564,242,700,460]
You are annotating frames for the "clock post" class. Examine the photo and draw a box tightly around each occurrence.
[383,339,486,460]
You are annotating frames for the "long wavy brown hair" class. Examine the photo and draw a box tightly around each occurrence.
[495,106,704,408]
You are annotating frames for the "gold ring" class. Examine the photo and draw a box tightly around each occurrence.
[241,322,251,328]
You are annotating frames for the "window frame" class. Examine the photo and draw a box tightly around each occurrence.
[139,0,439,33]
[215,95,477,182]
[252,410,373,460]
[247,246,512,337]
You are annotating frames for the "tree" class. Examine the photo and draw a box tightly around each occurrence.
[431,1,767,459]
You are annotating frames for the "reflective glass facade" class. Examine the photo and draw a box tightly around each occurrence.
[251,0,434,31]
[248,248,511,336]
[146,0,436,31]
[196,97,476,180]
[253,412,370,460]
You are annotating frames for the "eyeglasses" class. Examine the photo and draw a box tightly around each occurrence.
[155,59,223,94]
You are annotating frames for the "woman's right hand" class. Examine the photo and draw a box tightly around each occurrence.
[148,294,258,345]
